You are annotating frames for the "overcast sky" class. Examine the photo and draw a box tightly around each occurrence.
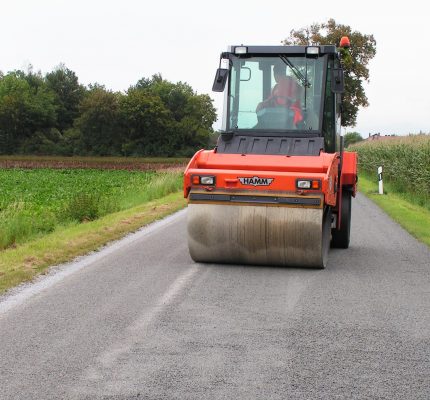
[1,0,428,136]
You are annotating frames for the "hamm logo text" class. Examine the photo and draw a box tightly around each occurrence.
[238,176,274,186]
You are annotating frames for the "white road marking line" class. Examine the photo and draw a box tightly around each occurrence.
[86,264,199,376]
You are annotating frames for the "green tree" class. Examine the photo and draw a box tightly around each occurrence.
[344,131,363,147]
[120,88,173,156]
[126,75,217,156]
[0,72,56,153]
[283,19,376,127]
[174,94,217,155]
[74,85,123,155]
[133,73,163,91]
[22,65,46,91]
[141,78,194,122]
[46,64,86,132]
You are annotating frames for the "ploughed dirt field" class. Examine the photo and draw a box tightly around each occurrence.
[0,156,188,172]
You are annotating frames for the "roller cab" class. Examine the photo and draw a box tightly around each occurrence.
[184,43,357,268]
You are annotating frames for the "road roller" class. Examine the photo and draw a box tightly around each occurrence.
[184,40,357,268]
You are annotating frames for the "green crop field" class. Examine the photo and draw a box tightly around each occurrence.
[351,135,430,210]
[0,168,183,250]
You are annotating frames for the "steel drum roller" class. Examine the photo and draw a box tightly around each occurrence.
[187,204,331,268]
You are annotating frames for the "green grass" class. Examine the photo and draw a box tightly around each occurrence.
[0,192,186,294]
[359,173,430,247]
[0,169,183,250]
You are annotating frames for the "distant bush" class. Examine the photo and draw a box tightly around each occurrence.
[344,132,363,148]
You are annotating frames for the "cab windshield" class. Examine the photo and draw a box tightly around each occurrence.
[227,55,325,132]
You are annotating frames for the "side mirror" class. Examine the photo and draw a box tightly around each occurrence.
[331,68,345,93]
[212,68,229,92]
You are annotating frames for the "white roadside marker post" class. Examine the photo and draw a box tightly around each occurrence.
[378,166,383,195]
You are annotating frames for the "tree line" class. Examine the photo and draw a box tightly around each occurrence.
[0,66,217,157]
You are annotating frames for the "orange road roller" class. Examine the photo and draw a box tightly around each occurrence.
[184,41,357,268]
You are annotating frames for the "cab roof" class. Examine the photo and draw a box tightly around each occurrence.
[227,45,337,55]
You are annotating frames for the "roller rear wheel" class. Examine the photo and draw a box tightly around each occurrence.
[331,190,351,249]
[320,207,332,268]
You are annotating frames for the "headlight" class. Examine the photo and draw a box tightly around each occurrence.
[234,46,247,55]
[297,180,311,189]
[306,46,319,56]
[192,175,216,185]
[200,176,215,185]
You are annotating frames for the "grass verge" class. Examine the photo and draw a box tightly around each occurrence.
[359,173,430,247]
[0,191,186,295]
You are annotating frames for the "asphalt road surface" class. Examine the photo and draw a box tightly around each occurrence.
[0,194,429,400]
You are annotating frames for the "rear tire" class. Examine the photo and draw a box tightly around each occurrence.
[331,190,351,249]
[320,207,332,268]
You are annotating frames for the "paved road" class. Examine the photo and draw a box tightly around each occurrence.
[0,194,429,400]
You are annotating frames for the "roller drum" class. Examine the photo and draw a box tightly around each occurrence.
[187,204,330,268]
